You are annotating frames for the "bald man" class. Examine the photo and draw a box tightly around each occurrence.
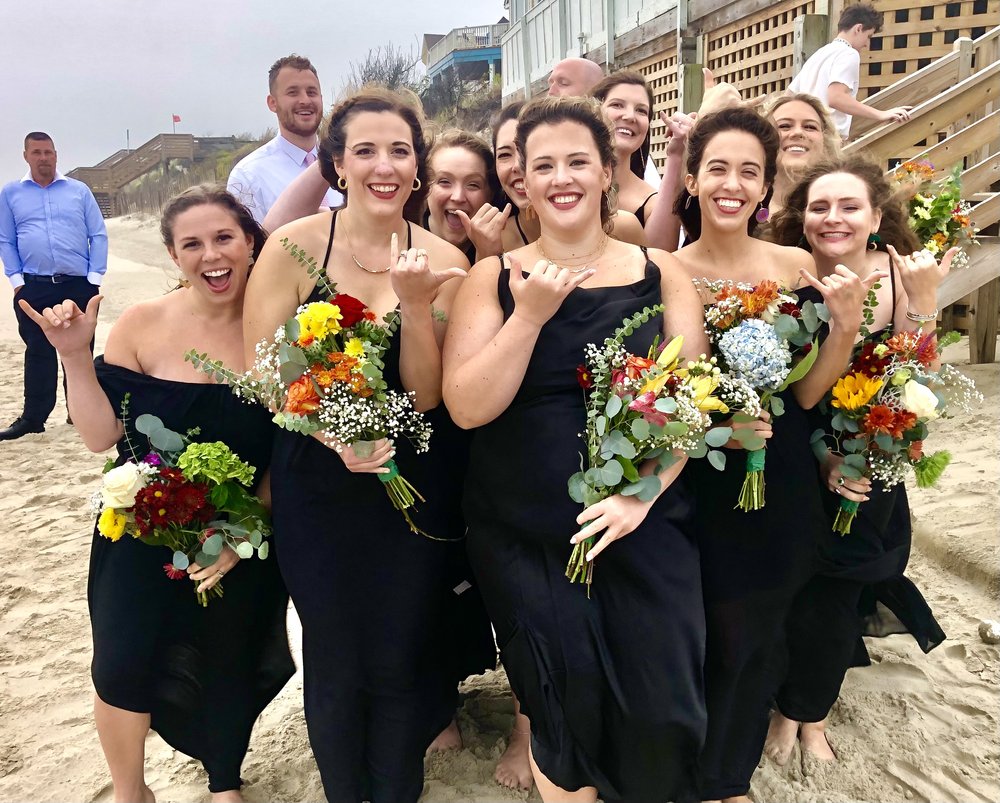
[546,57,660,187]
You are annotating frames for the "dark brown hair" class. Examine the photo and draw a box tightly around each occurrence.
[838,3,883,33]
[24,131,53,148]
[491,101,524,210]
[771,154,920,253]
[515,96,618,232]
[319,87,429,223]
[160,183,266,258]
[673,107,779,241]
[427,129,502,208]
[268,54,319,93]
[591,70,655,180]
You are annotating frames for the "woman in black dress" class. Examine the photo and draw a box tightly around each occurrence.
[19,185,293,802]
[591,71,659,227]
[444,95,709,802]
[765,155,948,764]
[671,109,882,802]
[244,88,478,802]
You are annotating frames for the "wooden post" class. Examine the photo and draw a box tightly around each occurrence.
[793,15,829,75]
[970,278,999,364]
[677,1,703,115]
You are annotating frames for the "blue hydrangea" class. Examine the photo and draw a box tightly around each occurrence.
[717,319,791,391]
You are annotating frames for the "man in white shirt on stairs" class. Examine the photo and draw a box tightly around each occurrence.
[227,54,342,223]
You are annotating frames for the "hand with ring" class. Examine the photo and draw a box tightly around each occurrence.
[188,545,240,594]
[821,453,871,502]
[388,232,467,309]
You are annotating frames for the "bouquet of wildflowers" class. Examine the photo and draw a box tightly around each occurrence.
[567,306,752,592]
[813,329,981,534]
[702,279,826,510]
[893,161,979,267]
[95,398,271,606]
[186,239,432,535]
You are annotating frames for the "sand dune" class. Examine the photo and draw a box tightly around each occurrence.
[0,215,996,802]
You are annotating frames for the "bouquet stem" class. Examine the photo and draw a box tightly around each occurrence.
[378,459,434,538]
[565,535,595,596]
[832,498,860,535]
[737,448,767,511]
[195,584,224,608]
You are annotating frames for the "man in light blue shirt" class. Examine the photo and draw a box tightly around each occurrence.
[0,132,106,439]
[227,54,342,224]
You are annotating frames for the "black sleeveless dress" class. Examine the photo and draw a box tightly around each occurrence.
[775,273,945,722]
[464,255,706,803]
[89,359,294,793]
[688,284,828,800]
[270,211,494,802]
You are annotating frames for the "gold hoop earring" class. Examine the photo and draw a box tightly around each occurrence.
[337,176,347,191]
[412,177,422,191]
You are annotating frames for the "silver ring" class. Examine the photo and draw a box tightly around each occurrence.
[216,569,226,578]
[835,487,842,495]
[837,476,845,486]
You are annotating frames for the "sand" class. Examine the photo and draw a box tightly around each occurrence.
[0,215,997,802]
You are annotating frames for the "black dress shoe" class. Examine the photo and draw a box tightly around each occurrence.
[0,417,46,440]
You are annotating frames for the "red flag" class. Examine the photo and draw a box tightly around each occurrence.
[172,114,181,123]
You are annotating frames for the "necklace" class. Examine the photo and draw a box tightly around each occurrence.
[536,234,609,274]
[341,214,402,274]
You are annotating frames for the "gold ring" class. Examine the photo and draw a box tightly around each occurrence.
[837,476,845,486]
[216,569,225,578]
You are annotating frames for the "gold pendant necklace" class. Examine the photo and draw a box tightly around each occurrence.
[536,234,609,274]
[342,214,399,274]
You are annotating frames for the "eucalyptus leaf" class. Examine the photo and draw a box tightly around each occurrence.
[705,426,733,448]
[171,551,189,570]
[663,421,689,437]
[618,457,640,483]
[134,414,165,435]
[654,397,677,413]
[258,541,270,559]
[843,438,865,453]
[249,530,263,548]
[278,342,308,366]
[195,550,218,567]
[203,533,224,556]
[809,428,826,444]
[659,452,681,469]
[149,428,185,453]
[814,302,830,322]
[630,418,650,441]
[279,362,307,385]
[596,415,607,437]
[769,395,786,417]
[843,453,867,470]
[601,460,624,486]
[627,475,661,502]
[686,441,707,459]
[568,473,587,503]
[732,411,758,424]
[707,449,727,471]
[733,430,766,451]
[839,464,863,480]
[235,541,255,560]
[773,315,801,341]
[800,301,819,332]
[605,394,623,418]
[874,434,896,452]
[284,317,301,342]
[779,337,820,391]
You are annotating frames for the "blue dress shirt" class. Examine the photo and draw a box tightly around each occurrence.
[0,172,109,289]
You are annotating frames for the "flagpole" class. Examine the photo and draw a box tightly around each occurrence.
[172,117,176,134]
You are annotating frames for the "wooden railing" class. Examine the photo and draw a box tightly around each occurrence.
[425,23,509,70]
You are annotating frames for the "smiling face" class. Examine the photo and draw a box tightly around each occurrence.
[267,67,323,140]
[335,110,417,217]
[522,120,611,230]
[803,172,882,261]
[494,118,528,209]
[166,203,254,302]
[772,100,826,172]
[426,146,491,247]
[600,83,651,156]
[685,129,768,232]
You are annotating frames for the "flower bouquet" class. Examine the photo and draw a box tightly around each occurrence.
[567,306,749,592]
[813,330,982,534]
[95,398,271,606]
[702,279,826,510]
[893,161,979,267]
[186,238,432,536]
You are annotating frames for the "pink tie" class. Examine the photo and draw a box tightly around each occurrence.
[304,151,317,167]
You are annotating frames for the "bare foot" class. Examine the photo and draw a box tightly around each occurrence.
[800,721,836,762]
[764,710,799,766]
[114,785,155,803]
[494,725,533,791]
[427,717,463,754]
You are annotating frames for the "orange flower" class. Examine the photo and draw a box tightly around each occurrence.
[862,405,897,436]
[348,374,373,397]
[738,280,781,316]
[624,354,655,381]
[285,376,321,415]
[908,440,924,461]
[311,367,336,388]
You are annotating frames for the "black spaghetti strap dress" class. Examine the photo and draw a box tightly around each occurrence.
[464,253,707,803]
[88,358,294,793]
[633,192,658,227]
[688,284,828,800]
[775,271,945,723]
[270,211,494,802]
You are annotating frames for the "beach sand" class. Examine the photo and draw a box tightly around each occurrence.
[0,215,997,802]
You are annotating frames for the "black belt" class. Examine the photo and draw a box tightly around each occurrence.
[23,273,82,284]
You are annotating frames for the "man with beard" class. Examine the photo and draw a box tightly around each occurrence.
[227,54,342,223]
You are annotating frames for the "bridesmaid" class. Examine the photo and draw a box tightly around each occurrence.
[765,154,948,764]
[670,108,880,802]
[20,185,293,802]
[444,95,709,802]
[243,87,473,802]
[591,71,659,225]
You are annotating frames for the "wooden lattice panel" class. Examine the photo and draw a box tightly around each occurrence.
[859,0,1000,97]
[633,37,679,170]
[703,0,819,101]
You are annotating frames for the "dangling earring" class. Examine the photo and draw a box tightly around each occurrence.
[684,193,693,210]
[412,177,422,191]
[755,204,770,224]
[868,232,882,251]
[337,176,347,191]
[248,254,255,269]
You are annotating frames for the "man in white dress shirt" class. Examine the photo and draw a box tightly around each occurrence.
[227,54,342,223]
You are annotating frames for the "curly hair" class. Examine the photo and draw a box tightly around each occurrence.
[770,154,920,253]
[673,107,779,242]
[515,95,618,232]
[160,183,265,259]
[427,128,502,208]
[591,70,655,180]
[318,86,429,223]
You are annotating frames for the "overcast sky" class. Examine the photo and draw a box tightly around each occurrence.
[0,0,505,183]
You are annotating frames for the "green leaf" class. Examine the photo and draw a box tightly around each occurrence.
[732,412,757,424]
[600,460,624,486]
[658,452,681,469]
[732,429,766,451]
[596,415,607,437]
[134,414,165,435]
[769,395,786,417]
[874,434,896,451]
[605,394,623,418]
[654,397,677,413]
[705,426,733,448]
[235,541,255,560]
[622,475,661,502]
[149,428,185,453]
[568,472,587,503]
[203,533,224,556]
[814,302,830,322]
[707,449,727,471]
[209,484,231,509]
[779,337,820,390]
[630,418,650,441]
[171,551,189,570]
[284,317,301,343]
[839,464,863,479]
[258,541,270,559]
[663,421,689,437]
[249,530,263,548]
[800,301,819,332]
[617,457,640,483]
[842,438,865,453]
[773,314,801,341]
[278,342,308,366]
[195,550,218,567]
[686,441,707,459]
[843,453,867,470]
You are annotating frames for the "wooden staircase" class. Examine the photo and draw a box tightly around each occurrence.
[844,25,1000,364]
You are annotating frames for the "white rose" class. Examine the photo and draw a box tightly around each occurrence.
[101,463,147,508]
[900,380,940,420]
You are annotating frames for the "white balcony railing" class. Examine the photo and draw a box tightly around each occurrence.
[425,23,510,70]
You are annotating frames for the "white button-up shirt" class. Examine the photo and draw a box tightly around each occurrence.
[227,135,343,224]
